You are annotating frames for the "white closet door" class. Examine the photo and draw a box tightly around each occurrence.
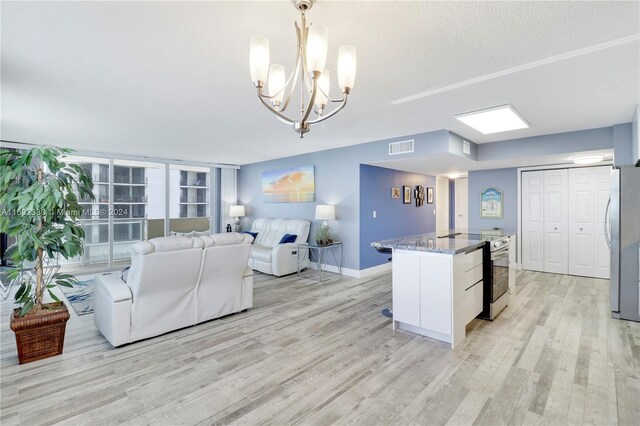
[522,171,545,271]
[455,178,468,231]
[594,166,612,279]
[544,169,568,274]
[568,168,596,276]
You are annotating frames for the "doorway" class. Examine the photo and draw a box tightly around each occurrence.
[455,178,468,230]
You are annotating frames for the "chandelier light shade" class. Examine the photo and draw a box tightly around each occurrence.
[306,24,328,73]
[338,45,357,92]
[268,64,286,107]
[249,0,356,138]
[249,36,270,83]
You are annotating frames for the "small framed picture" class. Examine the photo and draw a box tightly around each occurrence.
[427,187,434,204]
[403,186,411,204]
[391,187,401,199]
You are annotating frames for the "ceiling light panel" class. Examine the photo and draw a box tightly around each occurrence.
[455,105,529,134]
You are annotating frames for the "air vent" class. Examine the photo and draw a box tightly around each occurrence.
[463,140,471,155]
[388,139,414,156]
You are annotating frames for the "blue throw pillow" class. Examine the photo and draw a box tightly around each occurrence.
[242,231,258,241]
[279,234,297,244]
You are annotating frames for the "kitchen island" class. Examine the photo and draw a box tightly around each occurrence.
[373,230,512,349]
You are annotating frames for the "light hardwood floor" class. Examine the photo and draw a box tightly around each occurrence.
[1,270,639,425]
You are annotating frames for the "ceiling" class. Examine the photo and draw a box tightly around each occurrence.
[1,1,639,165]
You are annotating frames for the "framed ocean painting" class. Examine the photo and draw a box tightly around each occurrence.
[262,165,315,203]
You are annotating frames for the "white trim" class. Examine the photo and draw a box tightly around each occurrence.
[0,140,240,170]
[308,261,392,278]
[392,34,640,105]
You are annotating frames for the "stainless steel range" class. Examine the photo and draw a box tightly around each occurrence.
[478,235,511,320]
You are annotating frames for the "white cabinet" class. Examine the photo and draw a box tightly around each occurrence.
[392,248,483,349]
[522,166,611,278]
[391,253,421,327]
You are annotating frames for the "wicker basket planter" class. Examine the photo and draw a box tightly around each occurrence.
[9,303,70,364]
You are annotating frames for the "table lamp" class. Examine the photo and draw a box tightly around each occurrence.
[229,205,245,232]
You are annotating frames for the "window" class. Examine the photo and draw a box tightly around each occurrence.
[170,165,212,234]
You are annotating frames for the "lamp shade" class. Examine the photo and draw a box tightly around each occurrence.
[306,24,328,73]
[230,205,245,217]
[337,45,356,92]
[268,64,286,105]
[315,69,330,109]
[250,36,270,83]
[315,205,335,221]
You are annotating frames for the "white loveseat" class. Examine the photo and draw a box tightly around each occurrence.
[248,218,311,276]
[94,233,253,347]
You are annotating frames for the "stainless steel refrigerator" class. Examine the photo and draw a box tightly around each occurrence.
[607,165,640,322]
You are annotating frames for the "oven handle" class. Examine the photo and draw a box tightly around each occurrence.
[491,246,509,257]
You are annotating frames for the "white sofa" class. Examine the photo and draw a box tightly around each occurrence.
[93,233,254,347]
[248,218,311,276]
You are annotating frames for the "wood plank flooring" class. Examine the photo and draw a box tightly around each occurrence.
[1,270,639,425]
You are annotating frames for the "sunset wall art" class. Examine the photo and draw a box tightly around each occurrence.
[262,166,315,203]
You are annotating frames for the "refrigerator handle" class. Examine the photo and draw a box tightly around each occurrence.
[604,197,611,249]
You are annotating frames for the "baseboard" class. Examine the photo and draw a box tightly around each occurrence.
[308,261,391,278]
[357,262,392,278]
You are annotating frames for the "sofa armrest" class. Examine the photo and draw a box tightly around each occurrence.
[95,273,132,302]
[93,273,132,347]
[271,243,303,276]
[242,268,254,310]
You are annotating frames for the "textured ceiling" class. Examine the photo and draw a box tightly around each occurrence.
[1,1,639,165]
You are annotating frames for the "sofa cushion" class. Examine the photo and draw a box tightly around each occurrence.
[149,236,199,252]
[251,245,273,263]
[279,234,297,244]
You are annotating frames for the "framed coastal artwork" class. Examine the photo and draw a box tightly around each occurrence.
[480,187,503,218]
[426,187,434,204]
[391,187,401,199]
[262,165,315,203]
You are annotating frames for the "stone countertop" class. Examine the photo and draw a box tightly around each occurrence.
[371,229,512,255]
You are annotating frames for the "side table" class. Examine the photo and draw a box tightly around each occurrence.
[297,242,343,282]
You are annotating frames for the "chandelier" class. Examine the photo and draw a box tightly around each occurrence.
[249,0,357,138]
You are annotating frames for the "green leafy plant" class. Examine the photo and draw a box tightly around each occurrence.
[314,224,334,246]
[0,147,94,317]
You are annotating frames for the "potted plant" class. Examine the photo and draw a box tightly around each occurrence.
[314,224,334,246]
[0,146,94,364]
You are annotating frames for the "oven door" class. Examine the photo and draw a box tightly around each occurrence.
[491,247,510,302]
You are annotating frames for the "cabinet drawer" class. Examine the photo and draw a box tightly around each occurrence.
[464,264,483,288]
[458,248,483,271]
[465,280,483,324]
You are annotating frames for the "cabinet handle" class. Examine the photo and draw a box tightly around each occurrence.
[579,227,583,231]
[554,227,558,231]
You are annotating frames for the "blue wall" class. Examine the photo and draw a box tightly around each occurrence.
[467,168,518,233]
[359,165,436,269]
[613,122,634,166]
[477,126,614,161]
[238,129,449,271]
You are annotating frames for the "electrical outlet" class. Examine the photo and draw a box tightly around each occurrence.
[373,211,377,218]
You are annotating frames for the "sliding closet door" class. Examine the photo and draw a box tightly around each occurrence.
[568,168,596,276]
[543,169,568,274]
[522,171,544,271]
